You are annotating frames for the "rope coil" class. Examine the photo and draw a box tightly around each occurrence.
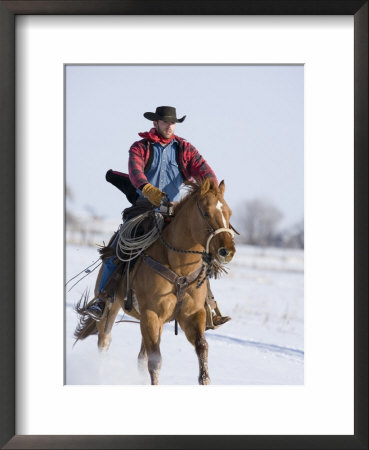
[116,211,164,262]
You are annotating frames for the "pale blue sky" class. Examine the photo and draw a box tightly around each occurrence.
[66,64,303,229]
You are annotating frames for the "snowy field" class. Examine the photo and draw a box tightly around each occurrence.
[66,243,304,385]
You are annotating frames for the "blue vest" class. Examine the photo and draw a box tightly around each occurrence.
[137,139,183,202]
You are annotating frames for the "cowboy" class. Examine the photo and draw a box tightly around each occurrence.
[88,106,230,329]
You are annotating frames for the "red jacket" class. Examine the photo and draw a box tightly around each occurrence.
[128,133,218,189]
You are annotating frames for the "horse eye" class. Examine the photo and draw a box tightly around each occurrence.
[204,212,210,217]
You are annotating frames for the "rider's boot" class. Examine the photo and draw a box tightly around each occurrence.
[205,280,231,330]
[86,230,124,321]
[86,292,109,321]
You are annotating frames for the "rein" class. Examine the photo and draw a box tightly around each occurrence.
[153,211,210,287]
[154,200,235,260]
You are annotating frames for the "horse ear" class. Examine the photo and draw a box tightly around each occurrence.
[201,178,211,196]
[219,180,225,195]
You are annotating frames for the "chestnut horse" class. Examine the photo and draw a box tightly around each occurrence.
[74,178,236,384]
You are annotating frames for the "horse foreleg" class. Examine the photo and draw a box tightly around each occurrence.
[140,311,163,385]
[96,298,121,352]
[195,334,210,385]
[180,310,210,385]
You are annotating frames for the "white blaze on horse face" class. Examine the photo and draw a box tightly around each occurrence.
[216,201,227,228]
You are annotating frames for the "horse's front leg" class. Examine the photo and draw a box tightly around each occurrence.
[140,309,163,385]
[195,334,210,385]
[180,309,210,385]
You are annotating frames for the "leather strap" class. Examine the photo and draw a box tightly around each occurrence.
[142,254,203,321]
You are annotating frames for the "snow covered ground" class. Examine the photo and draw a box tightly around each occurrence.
[66,243,304,385]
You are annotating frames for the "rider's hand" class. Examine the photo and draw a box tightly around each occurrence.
[141,183,165,207]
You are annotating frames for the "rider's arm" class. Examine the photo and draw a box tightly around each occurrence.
[183,142,218,184]
[128,141,149,190]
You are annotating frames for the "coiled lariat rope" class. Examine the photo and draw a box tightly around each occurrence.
[65,211,163,292]
[116,211,165,262]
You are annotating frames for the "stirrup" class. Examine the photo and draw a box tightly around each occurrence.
[85,297,110,322]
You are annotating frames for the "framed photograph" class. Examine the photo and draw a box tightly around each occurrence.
[64,63,305,387]
[1,1,367,449]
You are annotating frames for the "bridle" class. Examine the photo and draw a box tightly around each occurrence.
[195,199,235,254]
[153,196,235,265]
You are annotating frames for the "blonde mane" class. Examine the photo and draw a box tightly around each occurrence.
[174,178,220,215]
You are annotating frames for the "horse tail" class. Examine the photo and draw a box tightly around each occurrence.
[73,289,98,344]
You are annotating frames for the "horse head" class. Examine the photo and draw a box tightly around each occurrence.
[194,178,236,264]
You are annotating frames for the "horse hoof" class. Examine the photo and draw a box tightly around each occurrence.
[198,375,211,385]
[98,345,109,353]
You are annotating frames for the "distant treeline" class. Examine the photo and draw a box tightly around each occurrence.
[234,198,304,249]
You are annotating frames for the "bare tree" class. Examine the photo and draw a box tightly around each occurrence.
[240,198,283,246]
[296,219,304,248]
[278,218,304,249]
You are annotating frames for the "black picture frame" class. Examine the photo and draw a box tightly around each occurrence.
[0,1,367,449]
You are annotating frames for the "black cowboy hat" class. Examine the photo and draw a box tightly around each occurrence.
[143,106,186,123]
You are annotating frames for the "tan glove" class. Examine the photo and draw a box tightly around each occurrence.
[141,183,164,207]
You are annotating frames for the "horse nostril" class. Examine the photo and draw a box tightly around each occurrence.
[218,248,229,258]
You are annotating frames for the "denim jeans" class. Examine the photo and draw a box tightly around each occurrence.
[98,233,119,294]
